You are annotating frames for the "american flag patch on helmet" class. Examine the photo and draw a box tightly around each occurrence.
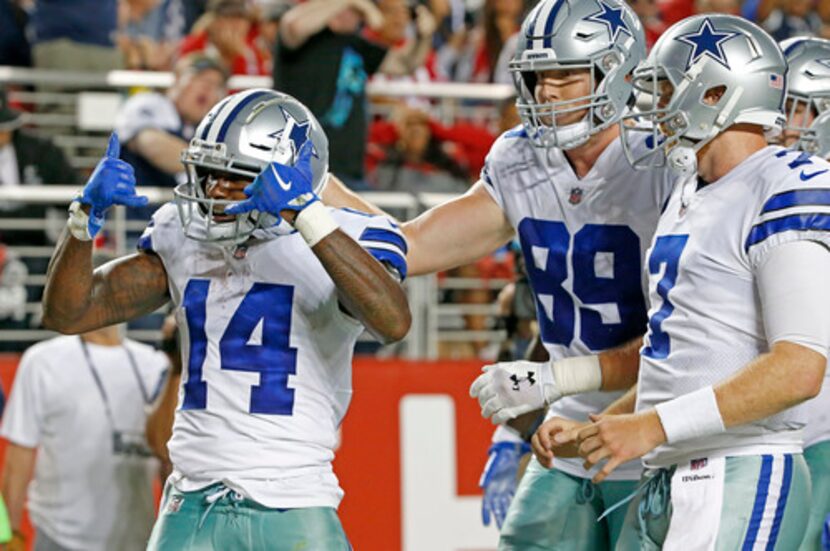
[769,73,784,89]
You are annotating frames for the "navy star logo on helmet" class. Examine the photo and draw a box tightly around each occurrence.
[675,18,740,71]
[583,1,631,42]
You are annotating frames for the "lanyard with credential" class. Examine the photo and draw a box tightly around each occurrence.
[79,337,151,429]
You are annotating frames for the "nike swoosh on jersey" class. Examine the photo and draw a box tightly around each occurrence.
[800,168,829,181]
[272,165,292,190]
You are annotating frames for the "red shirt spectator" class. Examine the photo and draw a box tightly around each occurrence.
[178,0,268,76]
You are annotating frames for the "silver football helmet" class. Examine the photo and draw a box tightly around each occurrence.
[175,88,329,245]
[620,14,786,174]
[510,0,646,150]
[780,37,830,151]
[795,109,830,158]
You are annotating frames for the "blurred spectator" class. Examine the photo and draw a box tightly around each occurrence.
[656,0,694,26]
[366,0,438,79]
[0,1,31,67]
[179,0,269,75]
[119,0,188,71]
[30,0,123,72]
[694,0,740,14]
[253,1,292,73]
[433,0,523,83]
[628,0,667,48]
[760,0,823,40]
[0,245,27,332]
[274,0,389,189]
[182,0,209,31]
[0,309,169,551]
[367,104,470,192]
[115,54,228,189]
[0,89,81,242]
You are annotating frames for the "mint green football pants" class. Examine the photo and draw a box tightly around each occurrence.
[499,458,639,550]
[803,441,830,551]
[615,454,810,551]
[146,483,351,551]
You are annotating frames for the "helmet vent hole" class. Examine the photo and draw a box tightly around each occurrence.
[702,85,727,106]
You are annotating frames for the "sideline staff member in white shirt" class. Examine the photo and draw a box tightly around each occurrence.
[0,320,168,551]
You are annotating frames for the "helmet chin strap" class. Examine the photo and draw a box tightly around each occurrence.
[554,119,591,150]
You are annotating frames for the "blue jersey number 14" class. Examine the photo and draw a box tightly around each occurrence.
[181,279,298,415]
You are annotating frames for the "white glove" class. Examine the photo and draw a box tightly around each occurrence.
[469,360,560,425]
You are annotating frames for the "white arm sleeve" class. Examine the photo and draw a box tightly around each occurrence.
[758,240,830,357]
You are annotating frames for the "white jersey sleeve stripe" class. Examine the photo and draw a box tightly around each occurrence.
[744,212,830,252]
[358,227,408,256]
[759,187,830,214]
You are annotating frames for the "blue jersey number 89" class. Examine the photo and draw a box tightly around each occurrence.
[181,279,298,415]
[517,219,648,351]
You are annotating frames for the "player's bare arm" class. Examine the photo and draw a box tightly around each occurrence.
[42,134,168,334]
[575,342,826,483]
[471,335,643,425]
[43,237,169,334]
[402,181,515,276]
[304,226,411,343]
[320,174,386,217]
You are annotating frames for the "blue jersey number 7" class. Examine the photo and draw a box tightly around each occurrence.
[642,234,688,359]
[181,279,298,415]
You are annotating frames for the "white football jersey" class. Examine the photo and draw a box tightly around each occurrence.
[482,127,676,479]
[138,204,407,508]
[637,146,830,467]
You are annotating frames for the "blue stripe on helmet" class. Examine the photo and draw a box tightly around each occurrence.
[542,0,566,49]
[783,39,807,57]
[200,96,233,140]
[215,90,271,142]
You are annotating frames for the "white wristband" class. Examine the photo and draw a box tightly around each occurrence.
[655,386,725,445]
[67,200,92,241]
[551,355,603,396]
[294,201,339,247]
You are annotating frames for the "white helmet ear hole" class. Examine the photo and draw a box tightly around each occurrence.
[702,85,727,106]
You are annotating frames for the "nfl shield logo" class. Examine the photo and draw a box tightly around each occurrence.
[568,187,583,205]
[691,458,708,471]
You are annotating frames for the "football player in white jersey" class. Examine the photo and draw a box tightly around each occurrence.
[778,35,830,551]
[329,0,677,548]
[41,89,411,551]
[549,15,830,550]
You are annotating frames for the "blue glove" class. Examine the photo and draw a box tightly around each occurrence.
[225,140,316,223]
[479,441,531,529]
[75,133,148,238]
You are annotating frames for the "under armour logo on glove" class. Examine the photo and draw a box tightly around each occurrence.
[470,361,560,425]
[225,140,316,222]
[509,371,536,391]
